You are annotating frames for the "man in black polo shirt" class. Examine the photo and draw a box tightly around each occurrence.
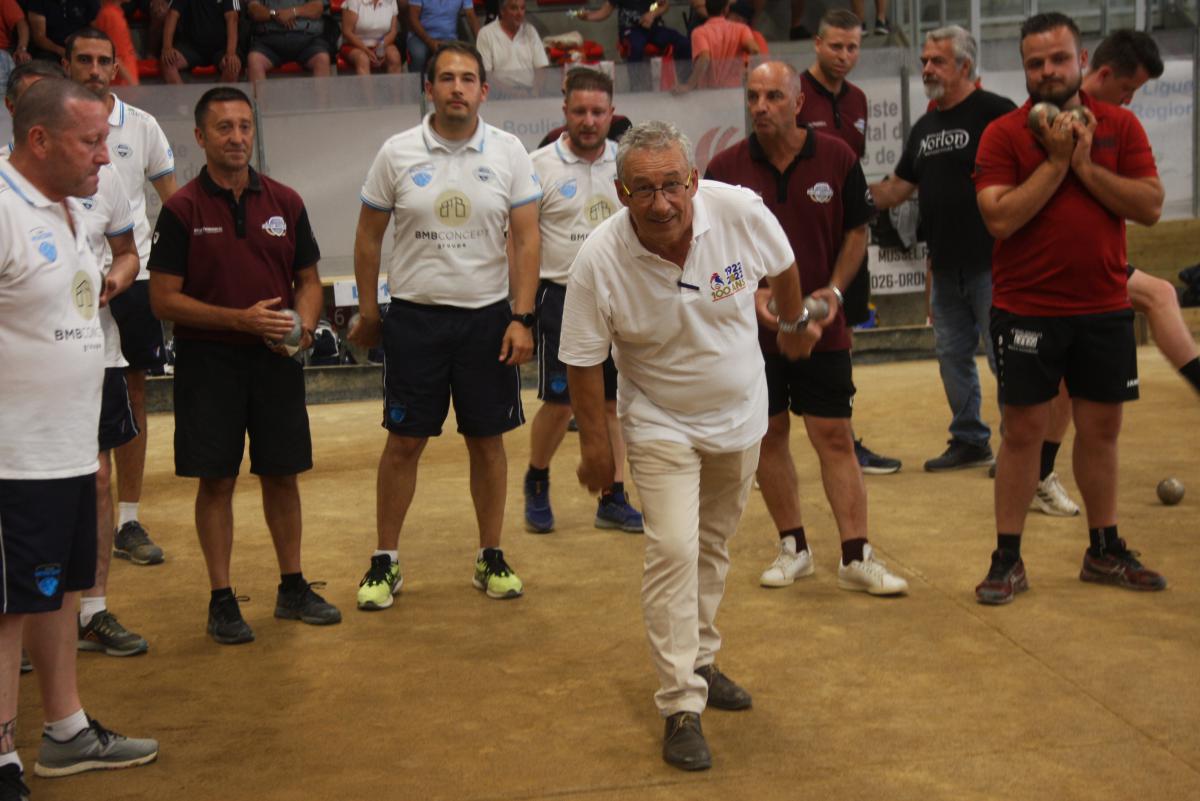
[23,0,99,60]
[798,7,901,475]
[870,26,1015,472]
[706,61,909,597]
[161,0,245,83]
[148,86,341,645]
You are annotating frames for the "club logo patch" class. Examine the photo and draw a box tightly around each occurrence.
[710,261,746,302]
[115,143,133,159]
[71,270,96,320]
[81,197,95,211]
[549,374,568,394]
[854,118,867,134]
[1010,328,1042,354]
[807,182,834,204]
[411,164,435,187]
[475,166,494,183]
[560,178,578,199]
[34,564,62,597]
[435,190,471,227]
[387,402,406,424]
[585,195,615,226]
[262,216,287,237]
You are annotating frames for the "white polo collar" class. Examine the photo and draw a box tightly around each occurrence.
[106,94,125,128]
[0,162,57,209]
[622,188,712,263]
[421,112,487,153]
[553,134,616,166]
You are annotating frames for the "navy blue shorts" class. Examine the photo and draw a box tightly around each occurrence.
[535,281,617,405]
[0,474,98,613]
[99,367,139,452]
[382,299,524,438]
[991,307,1138,406]
[173,339,313,477]
[765,349,856,419]
[108,280,167,370]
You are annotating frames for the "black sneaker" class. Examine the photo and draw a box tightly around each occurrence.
[113,521,164,565]
[0,763,29,801]
[975,550,1028,605]
[275,580,342,625]
[662,712,711,771]
[695,664,752,710]
[1080,540,1167,591]
[924,439,994,472]
[207,594,254,645]
[874,17,892,34]
[855,439,902,474]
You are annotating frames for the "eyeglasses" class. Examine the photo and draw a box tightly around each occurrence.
[620,172,694,202]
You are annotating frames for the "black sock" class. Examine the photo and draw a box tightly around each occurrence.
[280,572,306,593]
[841,537,867,564]
[1180,358,1200,394]
[1040,441,1061,481]
[1089,525,1120,554]
[210,587,234,605]
[526,465,549,482]
[780,526,807,553]
[605,481,625,498]
[997,533,1022,557]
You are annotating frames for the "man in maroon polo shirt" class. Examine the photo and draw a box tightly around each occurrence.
[973,12,1166,605]
[706,61,909,597]
[147,86,342,644]
[798,7,901,475]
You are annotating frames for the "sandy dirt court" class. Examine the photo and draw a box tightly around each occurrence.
[19,347,1199,801]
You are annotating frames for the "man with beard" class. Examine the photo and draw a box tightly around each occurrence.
[869,26,1014,473]
[973,12,1166,604]
[65,27,177,569]
[523,68,642,534]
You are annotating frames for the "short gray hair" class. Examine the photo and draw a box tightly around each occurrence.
[926,25,978,79]
[615,120,694,183]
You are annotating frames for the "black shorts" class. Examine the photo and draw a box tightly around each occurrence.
[382,299,524,438]
[108,280,167,370]
[0,474,98,613]
[174,39,228,69]
[990,307,1139,406]
[250,30,331,67]
[843,256,871,327]
[535,281,617,405]
[173,339,313,478]
[99,367,139,452]
[765,349,856,418]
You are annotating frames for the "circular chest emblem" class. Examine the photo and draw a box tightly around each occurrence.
[114,143,133,159]
[435,190,472,227]
[807,182,834,204]
[71,271,96,320]
[584,195,615,227]
[560,178,578,199]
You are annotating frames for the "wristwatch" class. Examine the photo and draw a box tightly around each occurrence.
[511,311,536,328]
[269,8,278,17]
[777,304,810,334]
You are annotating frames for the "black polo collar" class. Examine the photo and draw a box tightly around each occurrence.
[747,125,818,166]
[199,165,263,197]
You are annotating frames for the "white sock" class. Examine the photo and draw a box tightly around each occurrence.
[43,709,88,742]
[118,502,139,528]
[79,596,106,627]
[372,550,398,565]
[0,750,21,770]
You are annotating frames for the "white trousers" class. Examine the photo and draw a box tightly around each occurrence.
[627,439,760,717]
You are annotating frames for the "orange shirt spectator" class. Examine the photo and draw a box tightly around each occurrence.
[689,9,757,88]
[93,0,139,85]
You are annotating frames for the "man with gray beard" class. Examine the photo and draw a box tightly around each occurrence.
[869,25,1014,472]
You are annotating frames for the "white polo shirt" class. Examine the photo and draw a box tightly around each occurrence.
[559,180,795,453]
[0,163,104,479]
[530,134,618,285]
[79,164,135,369]
[106,94,175,279]
[342,0,399,47]
[476,20,549,77]
[360,113,542,308]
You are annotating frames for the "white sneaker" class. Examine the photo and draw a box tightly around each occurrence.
[759,540,813,587]
[1031,472,1080,517]
[837,544,908,596]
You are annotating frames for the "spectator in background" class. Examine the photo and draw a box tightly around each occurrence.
[93,0,139,83]
[407,0,480,76]
[575,0,690,65]
[673,0,758,92]
[726,0,764,52]
[245,0,333,80]
[24,0,100,60]
[475,0,546,77]
[161,0,245,83]
[1,0,31,91]
[340,0,401,74]
[850,0,889,35]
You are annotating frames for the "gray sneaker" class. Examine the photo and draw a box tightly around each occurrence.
[34,717,158,778]
[78,610,149,657]
[113,521,164,566]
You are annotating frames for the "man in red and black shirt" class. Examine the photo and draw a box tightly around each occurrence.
[798,8,902,475]
[706,61,909,597]
[148,86,342,644]
[973,13,1166,604]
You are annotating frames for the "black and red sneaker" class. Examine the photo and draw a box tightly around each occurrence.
[1080,541,1167,591]
[975,549,1028,605]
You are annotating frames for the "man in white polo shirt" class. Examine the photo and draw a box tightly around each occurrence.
[523,67,642,535]
[350,42,541,609]
[475,0,548,83]
[0,77,158,793]
[560,120,821,771]
[66,27,178,568]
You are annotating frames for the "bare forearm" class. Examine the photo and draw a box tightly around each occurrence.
[769,264,803,320]
[979,158,1069,239]
[1074,165,1163,226]
[162,12,179,48]
[510,238,538,313]
[292,268,323,330]
[151,285,249,332]
[353,240,383,319]
[568,364,610,452]
[829,226,868,292]
[868,176,914,210]
[225,12,240,51]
